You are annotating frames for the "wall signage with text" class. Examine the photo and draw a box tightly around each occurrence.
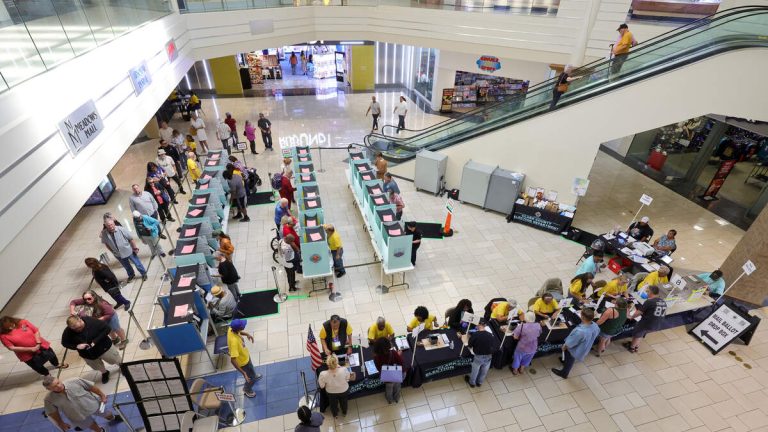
[58,100,103,157]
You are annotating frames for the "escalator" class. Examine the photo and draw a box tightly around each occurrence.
[364,6,768,163]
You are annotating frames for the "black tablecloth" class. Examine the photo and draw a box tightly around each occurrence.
[600,234,674,276]
[507,203,573,235]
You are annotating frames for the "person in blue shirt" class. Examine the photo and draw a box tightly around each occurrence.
[552,307,600,379]
[274,198,292,237]
[132,211,165,258]
[382,173,400,195]
[576,251,603,276]
[698,270,725,298]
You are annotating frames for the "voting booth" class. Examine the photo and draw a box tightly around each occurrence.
[175,237,215,267]
[193,188,227,208]
[179,221,219,250]
[185,205,223,231]
[300,226,332,278]
[198,170,228,195]
[300,209,324,229]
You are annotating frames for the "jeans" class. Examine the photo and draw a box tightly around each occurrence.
[140,235,164,257]
[384,382,401,403]
[227,283,241,302]
[25,347,60,375]
[397,115,405,133]
[332,248,345,274]
[550,90,564,110]
[118,253,146,278]
[291,64,297,74]
[157,203,172,222]
[261,132,273,149]
[372,114,379,130]
[241,360,258,395]
[170,174,185,193]
[611,53,628,76]
[469,354,492,385]
[559,350,576,378]
[411,246,419,266]
[327,391,349,417]
[249,139,257,153]
[285,266,297,290]
[104,288,131,308]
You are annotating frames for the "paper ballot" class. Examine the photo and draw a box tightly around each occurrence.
[348,353,360,367]
[365,360,378,375]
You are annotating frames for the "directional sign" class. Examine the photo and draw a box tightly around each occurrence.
[691,304,752,354]
[639,194,653,206]
[670,274,687,291]
[215,392,235,402]
[743,260,756,275]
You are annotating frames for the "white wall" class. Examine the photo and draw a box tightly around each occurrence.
[602,135,634,157]
[0,14,194,308]
[391,49,768,206]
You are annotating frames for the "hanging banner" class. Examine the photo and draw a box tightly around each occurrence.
[476,55,501,73]
[440,88,454,113]
[701,160,737,200]
[58,100,104,157]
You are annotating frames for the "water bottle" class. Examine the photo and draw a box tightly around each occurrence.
[449,340,454,350]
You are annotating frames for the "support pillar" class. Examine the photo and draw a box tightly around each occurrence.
[209,55,244,96]
[719,206,768,306]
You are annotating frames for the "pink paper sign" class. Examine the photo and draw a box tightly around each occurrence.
[199,184,209,190]
[372,188,381,195]
[382,214,393,222]
[184,229,196,237]
[309,232,322,241]
[374,198,384,205]
[195,198,206,204]
[178,276,193,287]
[181,245,195,254]
[188,209,203,217]
[301,168,310,173]
[306,192,316,198]
[173,304,188,317]
[307,200,317,208]
[210,154,220,160]
[306,220,316,227]
[388,229,400,235]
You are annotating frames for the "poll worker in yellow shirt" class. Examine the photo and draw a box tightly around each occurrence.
[324,224,345,278]
[637,266,670,292]
[227,319,263,398]
[532,293,560,322]
[597,274,629,300]
[569,273,595,303]
[319,315,353,357]
[367,317,395,346]
[490,299,525,333]
[611,23,637,76]
[407,306,438,332]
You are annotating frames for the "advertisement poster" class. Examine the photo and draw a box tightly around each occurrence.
[476,55,501,73]
[701,160,737,200]
[334,52,346,83]
[440,88,454,113]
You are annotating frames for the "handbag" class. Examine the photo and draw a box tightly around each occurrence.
[556,83,569,93]
[380,365,404,383]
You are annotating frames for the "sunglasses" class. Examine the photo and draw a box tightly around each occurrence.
[84,297,94,302]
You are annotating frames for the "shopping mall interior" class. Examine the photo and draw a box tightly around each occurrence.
[1,0,768,431]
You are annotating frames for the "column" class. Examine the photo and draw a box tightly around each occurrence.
[719,206,768,306]
[143,117,160,139]
[349,45,375,91]
[570,0,603,66]
[208,55,243,96]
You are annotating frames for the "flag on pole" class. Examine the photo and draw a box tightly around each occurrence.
[307,325,323,370]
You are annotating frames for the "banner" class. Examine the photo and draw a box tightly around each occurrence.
[701,160,737,200]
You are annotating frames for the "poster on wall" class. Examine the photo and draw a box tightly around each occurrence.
[476,55,501,73]
[165,39,177,62]
[440,88,454,113]
[701,160,737,200]
[58,100,103,157]
[129,61,152,96]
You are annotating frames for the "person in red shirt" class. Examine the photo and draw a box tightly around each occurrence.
[280,169,296,208]
[0,316,68,375]
[281,216,301,251]
[224,112,237,138]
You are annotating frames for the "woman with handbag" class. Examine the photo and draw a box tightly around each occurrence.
[317,354,351,418]
[550,65,582,110]
[0,316,68,375]
[69,290,128,350]
[372,337,404,404]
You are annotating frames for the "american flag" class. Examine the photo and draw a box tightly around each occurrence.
[306,325,323,370]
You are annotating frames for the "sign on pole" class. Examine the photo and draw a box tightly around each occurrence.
[639,194,654,206]
[742,260,756,275]
[670,274,687,291]
[446,198,454,214]
[215,392,236,402]
[690,304,753,354]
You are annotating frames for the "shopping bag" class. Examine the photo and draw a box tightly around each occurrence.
[380,365,404,383]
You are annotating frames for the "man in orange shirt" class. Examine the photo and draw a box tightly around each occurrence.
[611,24,637,76]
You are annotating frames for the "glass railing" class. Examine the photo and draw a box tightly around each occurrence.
[178,0,560,15]
[0,0,172,92]
[367,6,768,162]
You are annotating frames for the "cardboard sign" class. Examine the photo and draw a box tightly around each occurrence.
[670,274,687,291]
[691,304,752,354]
[743,260,756,275]
[215,392,235,402]
[639,194,653,206]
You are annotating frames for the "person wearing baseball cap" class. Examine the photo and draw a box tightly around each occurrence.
[611,23,637,76]
[463,317,497,388]
[628,216,654,242]
[227,319,262,398]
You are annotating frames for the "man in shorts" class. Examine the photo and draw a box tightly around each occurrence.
[624,284,667,353]
[44,376,122,431]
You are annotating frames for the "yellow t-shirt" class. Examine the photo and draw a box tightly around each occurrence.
[319,323,353,351]
[227,328,250,367]
[638,271,668,290]
[185,138,197,151]
[599,279,628,297]
[187,159,202,181]
[327,231,342,251]
[614,31,634,55]
[533,298,558,315]
[367,322,394,341]
[190,94,200,105]
[570,280,585,297]
[491,302,510,319]
[408,315,435,330]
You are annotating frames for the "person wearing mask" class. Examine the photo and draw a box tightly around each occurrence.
[1,316,68,376]
[279,234,301,292]
[637,266,670,292]
[101,219,147,282]
[532,293,560,321]
[281,216,300,250]
[698,269,726,299]
[597,274,629,299]
[405,222,422,266]
[257,113,273,151]
[382,172,400,194]
[611,23,636,76]
[217,118,233,152]
[144,178,174,224]
[389,189,405,221]
[218,232,235,260]
[187,151,203,182]
[576,251,603,276]
[227,319,262,398]
[551,307,600,379]
[367,317,395,346]
[280,169,296,208]
[463,318,497,388]
[294,406,324,432]
[373,152,388,180]
[190,113,208,154]
[84,257,131,310]
[652,229,677,255]
[366,96,382,132]
[132,211,166,258]
[156,147,186,194]
[318,354,351,418]
[569,273,594,303]
[324,224,345,278]
[511,312,543,375]
[69,290,128,349]
[372,337,403,404]
[447,299,474,333]
[208,285,237,322]
[394,96,408,133]
[624,285,667,353]
[628,216,654,242]
[61,315,121,383]
[320,315,353,356]
[43,376,121,432]
[289,52,298,74]
[407,306,438,332]
[214,252,241,301]
[223,170,250,222]
[244,119,258,154]
[595,297,628,356]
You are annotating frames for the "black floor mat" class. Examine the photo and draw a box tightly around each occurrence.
[412,222,444,239]
[562,227,599,248]
[234,289,280,318]
[247,191,275,206]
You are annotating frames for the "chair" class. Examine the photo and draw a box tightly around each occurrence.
[527,297,538,311]
[629,272,649,293]
[444,307,456,326]
[213,335,229,370]
[189,379,222,417]
[483,297,507,321]
[536,278,563,298]
[180,411,219,432]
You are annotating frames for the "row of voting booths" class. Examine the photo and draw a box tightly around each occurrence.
[147,149,231,365]
[346,150,414,273]
[290,146,333,278]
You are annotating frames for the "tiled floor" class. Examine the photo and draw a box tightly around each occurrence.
[1,90,762,432]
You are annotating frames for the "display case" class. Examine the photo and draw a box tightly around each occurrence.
[484,168,525,214]
[84,175,117,206]
[460,160,496,207]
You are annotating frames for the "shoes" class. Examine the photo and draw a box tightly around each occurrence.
[124,301,132,311]
[160,253,166,258]
[335,271,346,278]
[142,274,148,281]
[118,339,129,350]
[233,213,242,219]
[101,371,110,384]
[464,375,475,388]
[172,200,179,204]
[126,276,135,283]
[110,414,123,424]
[167,218,176,222]
[289,287,298,292]
[244,391,256,398]
[159,233,167,239]
[240,217,250,222]
[180,190,187,194]
[622,342,638,353]
[551,368,567,379]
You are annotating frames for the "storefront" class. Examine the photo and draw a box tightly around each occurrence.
[238,44,350,89]
[450,70,529,112]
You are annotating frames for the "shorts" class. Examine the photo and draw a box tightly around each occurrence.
[599,330,620,339]
[108,314,121,332]
[632,326,651,338]
[71,410,113,429]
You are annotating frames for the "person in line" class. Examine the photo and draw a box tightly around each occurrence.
[208,285,237,322]
[366,96,382,131]
[217,118,233,152]
[281,157,293,176]
[306,54,315,76]
[158,120,174,143]
[223,170,250,222]
[320,315,353,356]
[628,216,653,242]
[282,216,301,250]
[184,133,197,154]
[569,272,594,304]
[61,315,121,383]
[227,319,262,398]
[0,316,68,376]
[280,169,296,209]
[128,183,157,218]
[325,224,345,278]
[490,299,525,326]
[243,119,258,154]
[156,147,186,194]
[447,299,474,333]
[406,222,422,266]
[147,161,177,204]
[275,198,292,236]
[218,232,235,260]
[407,306,438,332]
[652,229,677,255]
[295,405,324,432]
[551,307,600,379]
[279,234,301,292]
[463,318,497,388]
[549,65,582,110]
[595,297,628,356]
[624,285,667,353]
[394,96,408,133]
[289,52,298,74]
[637,266,670,292]
[300,51,308,75]
[374,152,387,180]
[597,274,629,299]
[699,269,725,299]
[84,257,131,310]
[69,290,128,350]
[257,113,273,151]
[372,337,403,404]
[511,312,543,375]
[215,252,241,301]
[611,23,636,77]
[171,129,186,156]
[229,155,249,178]
[318,354,351,419]
[190,112,208,154]
[132,211,166,258]
[43,376,121,432]
[382,172,400,194]
[144,178,174,224]
[367,317,395,346]
[532,292,560,321]
[101,218,147,282]
[187,151,203,182]
[389,189,405,220]
[576,251,603,276]
[225,112,238,140]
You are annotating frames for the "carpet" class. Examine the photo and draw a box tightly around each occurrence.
[247,191,275,206]
[413,222,444,239]
[234,289,280,319]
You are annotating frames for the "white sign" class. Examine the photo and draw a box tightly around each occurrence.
[558,298,573,309]
[446,198,454,214]
[236,141,247,151]
[411,323,425,341]
[639,194,654,206]
[128,61,152,96]
[58,100,104,157]
[743,260,756,275]
[670,274,687,291]
[278,132,332,149]
[571,178,590,196]
[460,311,474,324]
[214,392,235,402]
[691,304,751,352]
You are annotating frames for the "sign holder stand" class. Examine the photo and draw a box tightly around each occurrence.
[629,194,653,226]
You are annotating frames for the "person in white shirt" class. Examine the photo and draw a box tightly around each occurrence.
[158,121,174,143]
[279,234,300,292]
[190,113,208,154]
[365,96,382,131]
[216,118,232,152]
[394,96,408,133]
[156,149,185,194]
[318,355,351,419]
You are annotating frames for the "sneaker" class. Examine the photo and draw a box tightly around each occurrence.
[180,190,187,194]
[101,371,110,384]
[167,218,176,222]
[240,217,250,222]
[141,274,148,282]
[464,375,475,388]
[233,214,243,219]
[126,276,135,283]
[551,368,567,379]
[124,301,132,311]
[118,339,129,350]
[244,391,256,398]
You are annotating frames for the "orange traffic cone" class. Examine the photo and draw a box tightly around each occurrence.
[443,212,454,237]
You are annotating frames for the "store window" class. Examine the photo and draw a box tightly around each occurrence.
[414,48,437,101]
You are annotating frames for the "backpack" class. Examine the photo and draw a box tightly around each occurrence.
[134,217,151,237]
[271,172,283,190]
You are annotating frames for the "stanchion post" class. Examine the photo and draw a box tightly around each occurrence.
[317,146,325,173]
[273,265,288,303]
